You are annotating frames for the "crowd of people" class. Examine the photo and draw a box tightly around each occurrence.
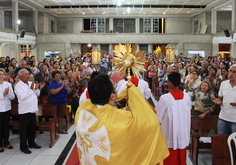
[0,51,236,165]
[0,53,112,154]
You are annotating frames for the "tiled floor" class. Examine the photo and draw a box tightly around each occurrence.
[0,123,75,165]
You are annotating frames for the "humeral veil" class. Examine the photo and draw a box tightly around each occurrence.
[75,85,169,165]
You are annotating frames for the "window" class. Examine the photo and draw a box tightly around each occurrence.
[113,18,135,33]
[49,19,54,33]
[140,18,161,33]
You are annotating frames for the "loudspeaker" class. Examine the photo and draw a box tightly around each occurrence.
[224,30,230,37]
[20,30,25,38]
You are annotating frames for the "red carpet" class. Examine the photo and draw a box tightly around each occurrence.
[65,143,80,165]
[110,71,124,84]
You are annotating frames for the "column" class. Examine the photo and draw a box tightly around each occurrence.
[109,44,113,55]
[212,44,219,57]
[33,9,38,34]
[65,42,71,58]
[0,10,4,28]
[136,44,139,52]
[211,8,217,34]
[96,44,101,50]
[135,18,139,33]
[231,0,236,58]
[11,0,19,61]
[109,18,113,33]
[148,44,153,54]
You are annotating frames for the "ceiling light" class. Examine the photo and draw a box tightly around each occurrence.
[163,12,166,14]
[88,44,91,47]
[82,12,85,14]
[192,8,194,10]
[143,12,145,14]
[127,8,130,13]
[118,1,121,6]
[103,12,106,14]
[187,11,190,13]
[59,12,61,13]
[17,20,21,24]
[123,12,126,14]
[158,8,160,10]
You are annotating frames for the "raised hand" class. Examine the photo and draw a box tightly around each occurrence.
[230,102,236,106]
[3,87,9,96]
[61,81,65,88]
[35,81,40,89]
[39,82,45,90]
[30,81,35,90]
[213,97,222,105]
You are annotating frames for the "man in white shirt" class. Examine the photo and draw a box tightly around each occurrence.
[117,69,151,100]
[213,64,236,134]
[14,69,44,154]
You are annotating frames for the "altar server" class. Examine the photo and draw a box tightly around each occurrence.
[155,72,191,165]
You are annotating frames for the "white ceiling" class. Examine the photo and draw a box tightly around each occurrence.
[6,0,234,17]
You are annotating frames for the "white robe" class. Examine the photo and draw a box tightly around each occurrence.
[79,88,88,106]
[117,79,151,100]
[155,92,191,150]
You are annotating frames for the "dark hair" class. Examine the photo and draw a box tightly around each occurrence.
[185,65,190,77]
[53,61,58,65]
[27,62,31,66]
[90,71,101,79]
[52,70,61,78]
[88,74,113,105]
[168,72,181,87]
[65,70,71,76]
[210,67,217,75]
[191,69,200,75]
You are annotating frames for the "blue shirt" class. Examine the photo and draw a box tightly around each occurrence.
[49,80,68,104]
[102,58,109,68]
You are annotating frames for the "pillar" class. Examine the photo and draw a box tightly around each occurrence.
[148,44,153,54]
[109,44,113,55]
[135,18,139,33]
[11,0,19,61]
[211,8,217,34]
[231,0,236,58]
[109,18,113,33]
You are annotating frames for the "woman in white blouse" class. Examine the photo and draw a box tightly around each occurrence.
[0,68,15,152]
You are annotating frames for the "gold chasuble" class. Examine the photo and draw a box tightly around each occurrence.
[75,85,169,165]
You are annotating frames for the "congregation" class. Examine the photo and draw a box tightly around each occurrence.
[0,51,236,164]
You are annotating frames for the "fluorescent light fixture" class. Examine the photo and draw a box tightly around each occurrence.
[143,12,145,14]
[163,12,166,14]
[17,20,21,24]
[103,12,106,14]
[88,44,91,47]
[82,12,85,14]
[118,1,121,6]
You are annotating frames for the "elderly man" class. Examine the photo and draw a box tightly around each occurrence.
[14,60,32,74]
[14,69,44,154]
[213,64,236,134]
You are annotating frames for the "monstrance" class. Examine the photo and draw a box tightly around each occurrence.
[112,41,147,87]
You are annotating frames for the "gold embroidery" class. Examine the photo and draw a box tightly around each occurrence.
[78,133,93,153]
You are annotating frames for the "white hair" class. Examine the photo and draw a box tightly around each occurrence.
[230,64,236,69]
[18,69,28,77]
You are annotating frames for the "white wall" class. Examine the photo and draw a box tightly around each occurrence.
[165,17,192,33]
[36,33,212,60]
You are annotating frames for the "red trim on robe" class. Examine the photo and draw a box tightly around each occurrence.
[130,76,139,87]
[164,147,187,165]
[86,89,90,99]
[170,89,183,100]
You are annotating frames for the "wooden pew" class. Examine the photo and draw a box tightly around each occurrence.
[9,103,60,148]
[37,104,59,148]
[38,95,72,131]
[190,115,219,165]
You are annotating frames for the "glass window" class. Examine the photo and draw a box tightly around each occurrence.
[113,18,135,33]
[90,18,96,32]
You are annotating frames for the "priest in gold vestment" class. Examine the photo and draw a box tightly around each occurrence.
[75,73,169,165]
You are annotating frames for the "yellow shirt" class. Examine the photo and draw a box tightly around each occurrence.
[75,85,169,165]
